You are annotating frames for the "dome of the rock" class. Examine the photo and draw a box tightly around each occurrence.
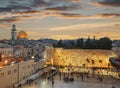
[17,31,28,39]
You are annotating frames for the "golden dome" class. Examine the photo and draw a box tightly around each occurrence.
[17,31,28,39]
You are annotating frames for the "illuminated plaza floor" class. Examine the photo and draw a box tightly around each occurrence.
[21,75,120,88]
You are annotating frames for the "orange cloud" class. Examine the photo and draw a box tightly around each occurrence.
[95,14,120,17]
[0,18,22,23]
[74,32,120,40]
[49,22,120,31]
[50,35,77,40]
[44,3,81,11]
[15,11,42,15]
[0,10,120,24]
[0,24,6,27]
[44,32,120,40]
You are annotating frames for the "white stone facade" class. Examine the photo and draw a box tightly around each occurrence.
[0,60,47,88]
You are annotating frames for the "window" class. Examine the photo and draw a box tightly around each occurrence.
[0,72,4,78]
[28,65,30,68]
[32,64,34,67]
[8,70,11,75]
[23,66,26,69]
[13,69,17,73]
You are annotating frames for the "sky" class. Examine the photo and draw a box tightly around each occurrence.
[0,0,120,40]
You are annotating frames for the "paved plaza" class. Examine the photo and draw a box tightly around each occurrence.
[21,75,120,88]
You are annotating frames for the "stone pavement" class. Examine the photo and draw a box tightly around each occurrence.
[21,75,120,88]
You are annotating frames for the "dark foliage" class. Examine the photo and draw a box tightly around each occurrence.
[55,37,112,50]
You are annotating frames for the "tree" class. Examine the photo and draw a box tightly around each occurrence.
[96,37,112,50]
[67,41,76,49]
[84,37,93,49]
[57,39,64,47]
[77,38,84,48]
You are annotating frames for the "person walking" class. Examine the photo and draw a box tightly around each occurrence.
[52,80,54,87]
[81,74,84,81]
[112,86,115,88]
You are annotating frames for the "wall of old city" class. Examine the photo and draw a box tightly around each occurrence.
[0,60,45,88]
[53,48,117,68]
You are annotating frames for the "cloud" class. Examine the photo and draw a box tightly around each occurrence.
[92,0,120,7]
[58,13,120,19]
[95,32,120,40]
[0,11,120,24]
[50,35,77,40]
[59,13,87,18]
[49,24,85,31]
[9,5,31,10]
[49,22,120,32]
[0,0,82,23]
[78,32,120,40]
[43,12,88,19]
[69,0,81,2]
[3,0,120,23]
[0,7,12,12]
[0,18,21,23]
[59,0,81,2]
[0,0,32,12]
[113,24,120,27]
[94,13,120,18]
[15,10,42,15]
[42,31,120,40]
[45,3,81,11]
[27,31,40,36]
[32,0,54,7]
[0,10,43,23]
[43,12,120,20]
[0,24,6,27]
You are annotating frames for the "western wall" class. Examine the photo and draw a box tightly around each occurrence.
[53,48,117,68]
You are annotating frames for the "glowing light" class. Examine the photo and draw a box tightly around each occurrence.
[11,61,15,64]
[31,56,34,59]
[4,60,8,64]
[2,54,5,58]
[9,54,11,57]
[41,80,47,88]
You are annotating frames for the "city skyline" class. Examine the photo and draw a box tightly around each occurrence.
[0,0,120,40]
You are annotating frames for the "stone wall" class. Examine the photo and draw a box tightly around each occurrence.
[0,60,45,88]
[53,48,117,68]
[45,47,54,65]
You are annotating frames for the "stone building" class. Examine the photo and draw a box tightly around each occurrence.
[0,60,50,88]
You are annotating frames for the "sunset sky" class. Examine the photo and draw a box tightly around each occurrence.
[0,0,120,40]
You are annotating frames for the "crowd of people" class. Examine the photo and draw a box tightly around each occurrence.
[14,67,117,88]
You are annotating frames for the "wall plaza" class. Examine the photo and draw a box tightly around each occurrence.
[0,48,120,88]
[52,48,119,76]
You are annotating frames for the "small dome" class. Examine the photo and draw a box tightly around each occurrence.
[17,31,28,39]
